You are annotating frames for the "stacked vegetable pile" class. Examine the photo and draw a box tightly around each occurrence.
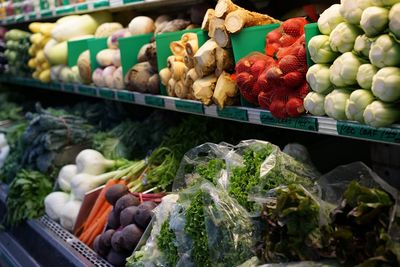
[91,22,125,88]
[0,27,7,74]
[126,15,196,94]
[28,22,54,83]
[236,18,310,119]
[305,1,400,127]
[4,29,31,76]
[45,12,112,83]
[91,183,161,267]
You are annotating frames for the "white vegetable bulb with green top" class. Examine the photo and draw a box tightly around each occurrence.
[308,35,339,64]
[369,34,400,68]
[330,52,366,87]
[318,4,345,35]
[360,6,389,37]
[364,101,400,128]
[329,22,363,53]
[340,0,372,25]
[306,64,333,94]
[324,89,352,120]
[389,3,400,39]
[372,67,400,102]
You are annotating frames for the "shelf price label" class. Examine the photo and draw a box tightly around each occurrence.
[93,0,110,8]
[56,6,75,15]
[28,13,37,20]
[99,88,115,100]
[145,95,165,108]
[63,83,75,93]
[260,112,318,132]
[78,85,97,96]
[15,15,25,22]
[76,4,88,10]
[337,121,400,144]
[40,10,52,18]
[175,100,204,114]
[116,90,135,102]
[217,107,248,122]
[5,17,15,24]
[123,0,141,4]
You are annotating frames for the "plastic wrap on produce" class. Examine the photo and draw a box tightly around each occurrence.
[172,142,233,191]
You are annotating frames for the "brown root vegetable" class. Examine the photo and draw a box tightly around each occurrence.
[194,39,218,78]
[155,19,191,34]
[121,224,143,251]
[175,80,189,99]
[93,235,108,257]
[128,16,155,35]
[95,22,123,38]
[193,75,218,105]
[213,26,230,48]
[181,33,198,44]
[137,43,153,62]
[105,184,129,205]
[201,9,216,30]
[113,66,125,90]
[125,62,156,93]
[120,206,139,227]
[184,55,195,69]
[215,47,234,76]
[167,78,177,97]
[114,194,140,216]
[159,68,172,86]
[171,61,188,81]
[147,74,160,94]
[213,71,238,109]
[170,41,186,57]
[155,15,171,28]
[77,50,91,84]
[208,17,225,38]
[185,40,199,57]
[184,68,199,88]
[167,55,184,68]
[224,10,279,33]
[145,42,158,71]
[215,0,239,18]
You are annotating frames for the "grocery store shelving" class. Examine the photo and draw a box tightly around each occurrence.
[2,75,400,145]
[0,184,111,267]
[0,0,203,26]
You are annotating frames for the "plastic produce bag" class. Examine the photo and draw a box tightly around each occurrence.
[226,140,320,212]
[172,142,233,191]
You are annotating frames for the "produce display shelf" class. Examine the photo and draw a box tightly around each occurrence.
[1,75,400,146]
[0,0,202,26]
[0,184,112,267]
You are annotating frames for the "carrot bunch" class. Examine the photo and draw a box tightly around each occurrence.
[79,179,126,248]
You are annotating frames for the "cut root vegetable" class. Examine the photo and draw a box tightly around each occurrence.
[213,71,238,109]
[185,40,199,57]
[193,75,218,105]
[175,80,189,99]
[202,9,216,30]
[171,61,188,81]
[170,41,186,57]
[213,26,230,48]
[184,55,195,69]
[184,68,199,88]
[209,17,225,38]
[215,0,239,18]
[224,9,279,33]
[215,47,234,76]
[160,68,172,86]
[194,39,218,78]
[167,79,177,97]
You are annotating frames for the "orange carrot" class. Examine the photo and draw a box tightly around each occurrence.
[86,205,112,247]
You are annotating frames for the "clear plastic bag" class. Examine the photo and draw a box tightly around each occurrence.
[172,142,233,191]
[226,140,320,212]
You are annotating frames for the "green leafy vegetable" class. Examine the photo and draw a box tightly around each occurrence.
[194,158,225,185]
[157,216,179,267]
[4,169,53,226]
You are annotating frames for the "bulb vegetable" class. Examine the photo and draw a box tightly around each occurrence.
[75,149,115,175]
[389,3,400,39]
[340,0,372,25]
[329,22,362,53]
[354,35,373,58]
[357,64,378,90]
[330,52,365,87]
[44,191,71,221]
[304,92,326,116]
[360,7,389,37]
[345,89,375,123]
[57,164,78,192]
[370,34,400,68]
[318,4,345,35]
[308,35,339,64]
[306,64,333,94]
[324,89,351,120]
[371,67,400,102]
[364,100,400,128]
[60,200,82,232]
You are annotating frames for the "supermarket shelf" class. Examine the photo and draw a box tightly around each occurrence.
[0,184,111,267]
[1,75,400,145]
[0,0,203,26]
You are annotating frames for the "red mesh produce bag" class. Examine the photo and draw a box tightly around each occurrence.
[235,52,276,105]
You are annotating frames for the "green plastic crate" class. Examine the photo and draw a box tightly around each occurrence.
[87,37,108,73]
[67,38,93,67]
[119,33,154,78]
[304,23,321,68]
[155,28,205,95]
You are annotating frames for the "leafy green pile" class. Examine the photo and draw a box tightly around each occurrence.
[194,158,225,185]
[262,184,333,262]
[331,181,398,266]
[229,144,274,211]
[3,169,52,226]
[157,216,179,267]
